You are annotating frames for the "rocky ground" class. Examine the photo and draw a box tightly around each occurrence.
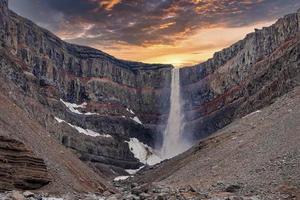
[111,86,300,200]
[0,190,106,200]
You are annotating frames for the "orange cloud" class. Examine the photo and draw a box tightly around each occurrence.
[159,22,176,29]
[93,20,274,67]
[101,0,121,10]
[90,0,121,11]
[26,0,297,67]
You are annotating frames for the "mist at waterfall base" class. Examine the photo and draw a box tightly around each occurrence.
[160,68,192,159]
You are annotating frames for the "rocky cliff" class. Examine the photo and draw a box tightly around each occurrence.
[0,64,113,193]
[180,9,300,141]
[0,0,172,179]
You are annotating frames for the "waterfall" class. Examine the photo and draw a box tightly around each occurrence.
[161,68,189,159]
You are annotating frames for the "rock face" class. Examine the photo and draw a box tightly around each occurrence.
[1,2,172,125]
[180,10,300,141]
[0,0,172,177]
[0,54,113,193]
[0,136,50,191]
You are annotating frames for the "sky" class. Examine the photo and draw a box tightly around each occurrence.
[9,0,300,67]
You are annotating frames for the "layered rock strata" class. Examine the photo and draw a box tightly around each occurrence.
[0,0,171,175]
[0,136,50,191]
[0,56,113,193]
[180,9,300,141]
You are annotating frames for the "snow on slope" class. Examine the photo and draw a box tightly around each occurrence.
[60,100,144,125]
[126,108,135,114]
[42,198,64,200]
[132,116,142,124]
[125,166,144,175]
[126,138,162,166]
[60,99,97,115]
[243,110,262,119]
[126,108,143,124]
[113,176,130,181]
[55,117,112,138]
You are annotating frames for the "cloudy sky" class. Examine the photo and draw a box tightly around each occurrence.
[9,0,300,67]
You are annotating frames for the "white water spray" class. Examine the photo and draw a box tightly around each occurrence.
[161,68,190,159]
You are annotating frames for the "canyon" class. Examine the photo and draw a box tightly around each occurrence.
[0,0,299,199]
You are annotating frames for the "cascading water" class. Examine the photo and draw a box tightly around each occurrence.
[161,68,190,159]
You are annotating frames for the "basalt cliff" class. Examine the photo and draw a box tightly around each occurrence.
[180,8,300,141]
[0,0,300,198]
[0,0,172,184]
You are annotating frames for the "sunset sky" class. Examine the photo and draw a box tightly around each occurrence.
[9,0,300,67]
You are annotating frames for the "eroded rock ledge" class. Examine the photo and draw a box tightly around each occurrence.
[0,136,50,191]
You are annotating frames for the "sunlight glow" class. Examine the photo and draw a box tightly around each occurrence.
[93,20,274,67]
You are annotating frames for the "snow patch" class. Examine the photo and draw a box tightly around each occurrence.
[85,194,105,200]
[114,176,130,181]
[126,108,135,114]
[43,195,104,200]
[60,99,97,115]
[60,99,86,114]
[132,116,142,124]
[243,110,262,119]
[126,138,162,166]
[54,117,64,123]
[84,112,98,115]
[55,117,112,138]
[125,166,144,175]
[125,108,142,124]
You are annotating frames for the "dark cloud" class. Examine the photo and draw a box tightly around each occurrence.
[9,0,300,47]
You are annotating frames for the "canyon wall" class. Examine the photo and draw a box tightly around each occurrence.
[180,9,300,141]
[1,0,172,126]
[0,0,172,177]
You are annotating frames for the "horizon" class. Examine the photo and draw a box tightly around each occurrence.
[9,0,300,67]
